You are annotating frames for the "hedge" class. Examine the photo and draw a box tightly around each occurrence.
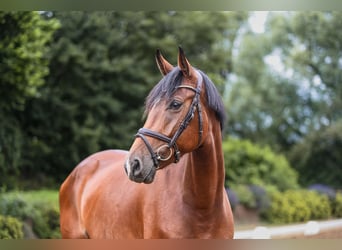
[0,193,60,238]
[223,137,299,191]
[0,215,24,239]
[261,189,331,224]
[332,192,342,218]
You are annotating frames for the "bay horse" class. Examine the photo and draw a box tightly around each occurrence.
[59,47,234,239]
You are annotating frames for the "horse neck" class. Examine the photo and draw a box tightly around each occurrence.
[182,118,225,209]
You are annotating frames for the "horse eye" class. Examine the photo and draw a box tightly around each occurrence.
[169,100,182,110]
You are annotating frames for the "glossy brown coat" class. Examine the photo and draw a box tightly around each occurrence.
[59,48,234,239]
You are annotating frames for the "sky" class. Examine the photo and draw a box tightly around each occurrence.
[249,11,269,33]
[248,12,287,77]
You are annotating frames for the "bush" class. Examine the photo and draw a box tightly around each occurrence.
[305,190,331,220]
[286,190,312,222]
[0,215,24,239]
[0,192,60,238]
[0,195,29,219]
[308,184,336,200]
[308,184,342,219]
[248,185,270,213]
[261,188,294,224]
[230,184,256,209]
[332,192,342,218]
[223,137,299,191]
[30,202,60,239]
[262,189,331,224]
[229,184,272,213]
[265,190,311,223]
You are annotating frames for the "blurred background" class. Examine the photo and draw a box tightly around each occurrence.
[0,11,341,238]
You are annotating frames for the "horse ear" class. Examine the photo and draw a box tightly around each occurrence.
[177,46,195,78]
[155,49,174,76]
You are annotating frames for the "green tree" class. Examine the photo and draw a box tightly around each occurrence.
[19,11,248,184]
[289,119,342,188]
[225,32,304,151]
[226,12,342,153]
[0,12,59,186]
[0,12,60,111]
[269,12,342,123]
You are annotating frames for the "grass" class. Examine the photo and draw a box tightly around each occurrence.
[1,189,59,209]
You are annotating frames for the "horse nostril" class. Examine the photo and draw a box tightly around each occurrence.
[132,158,142,176]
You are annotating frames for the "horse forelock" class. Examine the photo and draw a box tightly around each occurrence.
[145,68,226,131]
[145,68,183,113]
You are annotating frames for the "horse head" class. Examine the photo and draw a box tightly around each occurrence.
[124,47,221,184]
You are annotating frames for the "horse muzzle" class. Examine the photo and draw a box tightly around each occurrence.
[124,156,156,184]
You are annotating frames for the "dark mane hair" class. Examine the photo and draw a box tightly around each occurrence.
[145,67,226,130]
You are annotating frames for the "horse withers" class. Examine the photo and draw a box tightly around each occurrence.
[59,47,234,239]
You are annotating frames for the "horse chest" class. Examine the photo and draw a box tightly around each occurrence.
[141,197,224,238]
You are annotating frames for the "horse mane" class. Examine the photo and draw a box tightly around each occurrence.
[145,67,226,130]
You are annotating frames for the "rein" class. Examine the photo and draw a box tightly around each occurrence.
[135,71,203,169]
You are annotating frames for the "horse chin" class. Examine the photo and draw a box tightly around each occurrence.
[142,166,156,184]
[128,166,156,184]
[142,172,155,184]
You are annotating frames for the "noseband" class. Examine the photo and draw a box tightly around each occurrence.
[135,71,203,169]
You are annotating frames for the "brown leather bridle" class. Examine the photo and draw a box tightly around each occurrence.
[135,71,203,169]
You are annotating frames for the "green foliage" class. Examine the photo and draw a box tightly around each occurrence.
[29,202,60,239]
[248,185,271,213]
[13,189,59,206]
[289,120,342,188]
[0,115,22,187]
[262,189,331,224]
[16,11,247,184]
[0,190,60,238]
[0,194,29,219]
[227,12,342,153]
[1,11,340,194]
[0,11,60,111]
[262,189,293,224]
[306,191,331,220]
[332,192,342,218]
[0,215,24,239]
[278,12,342,122]
[0,11,59,188]
[230,184,256,209]
[223,137,299,191]
[229,184,272,213]
[283,190,311,223]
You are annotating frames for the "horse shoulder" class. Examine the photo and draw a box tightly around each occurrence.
[59,149,128,238]
[61,150,128,197]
